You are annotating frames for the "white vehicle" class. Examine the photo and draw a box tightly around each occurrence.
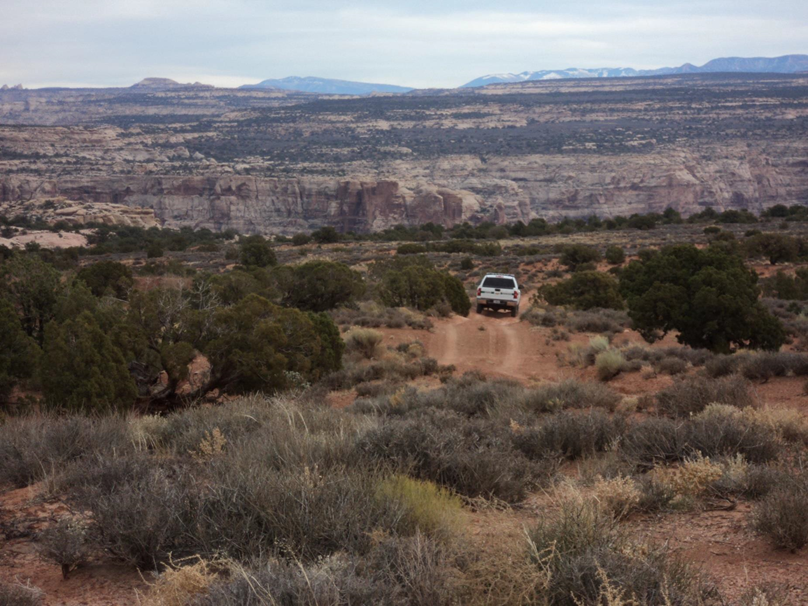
[476,274,521,317]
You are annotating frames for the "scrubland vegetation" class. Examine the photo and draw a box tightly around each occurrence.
[4,208,808,604]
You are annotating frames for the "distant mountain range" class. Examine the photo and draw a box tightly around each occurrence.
[241,76,413,95]
[462,54,808,87]
[130,77,213,91]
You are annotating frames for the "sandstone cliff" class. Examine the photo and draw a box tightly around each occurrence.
[2,74,807,233]
[2,142,805,234]
[0,177,482,234]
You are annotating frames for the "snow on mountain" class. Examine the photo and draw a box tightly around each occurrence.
[461,55,808,88]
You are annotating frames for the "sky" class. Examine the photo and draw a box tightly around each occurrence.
[2,0,808,89]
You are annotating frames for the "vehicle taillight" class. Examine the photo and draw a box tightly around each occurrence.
[513,290,519,299]
[477,287,482,297]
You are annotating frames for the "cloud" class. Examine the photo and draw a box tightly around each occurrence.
[1,0,806,88]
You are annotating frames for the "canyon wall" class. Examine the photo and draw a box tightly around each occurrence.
[0,176,482,234]
[2,145,807,233]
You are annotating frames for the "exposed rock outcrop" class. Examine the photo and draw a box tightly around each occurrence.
[0,177,482,234]
[0,197,159,229]
[2,142,807,235]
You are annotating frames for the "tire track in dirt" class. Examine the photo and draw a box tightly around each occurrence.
[419,287,583,384]
[424,307,559,383]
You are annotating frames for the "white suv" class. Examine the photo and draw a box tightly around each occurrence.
[476,274,521,317]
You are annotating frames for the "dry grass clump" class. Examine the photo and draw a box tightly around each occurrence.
[595,349,627,381]
[739,351,808,382]
[620,411,782,470]
[331,302,433,330]
[352,374,524,420]
[357,412,554,503]
[648,455,725,509]
[565,308,631,335]
[142,557,218,606]
[655,375,756,417]
[655,356,688,376]
[513,410,625,462]
[706,350,808,382]
[521,305,630,335]
[526,499,715,606]
[736,584,793,606]
[0,581,44,606]
[522,379,622,413]
[591,476,642,520]
[752,479,808,551]
[197,533,463,606]
[321,354,444,391]
[377,475,463,540]
[623,345,713,369]
[344,327,385,359]
[0,414,133,488]
[37,517,90,579]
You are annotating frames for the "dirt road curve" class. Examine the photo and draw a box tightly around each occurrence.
[423,309,569,383]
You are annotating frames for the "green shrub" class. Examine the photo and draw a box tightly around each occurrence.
[441,273,471,316]
[559,244,601,271]
[540,271,624,311]
[620,243,786,352]
[275,260,366,312]
[41,312,137,412]
[238,235,277,268]
[312,226,340,244]
[0,254,62,343]
[377,259,469,316]
[204,295,341,393]
[0,298,39,401]
[76,261,134,299]
[377,475,462,539]
[605,245,626,265]
[291,233,312,246]
[397,243,427,255]
[595,349,626,381]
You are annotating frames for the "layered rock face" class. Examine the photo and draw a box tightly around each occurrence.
[2,142,805,234]
[0,196,159,229]
[0,176,482,234]
[1,74,807,233]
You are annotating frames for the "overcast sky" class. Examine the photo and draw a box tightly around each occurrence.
[2,0,807,89]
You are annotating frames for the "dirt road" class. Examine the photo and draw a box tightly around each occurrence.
[422,309,576,383]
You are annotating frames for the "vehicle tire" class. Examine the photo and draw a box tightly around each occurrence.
[511,306,518,317]
[476,304,483,314]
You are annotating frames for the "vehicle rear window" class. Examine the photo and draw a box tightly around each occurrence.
[483,277,516,289]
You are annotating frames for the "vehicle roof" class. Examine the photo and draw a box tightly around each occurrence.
[481,273,517,279]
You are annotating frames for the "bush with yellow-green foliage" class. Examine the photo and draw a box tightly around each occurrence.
[344,327,385,360]
[595,349,627,381]
[377,475,463,540]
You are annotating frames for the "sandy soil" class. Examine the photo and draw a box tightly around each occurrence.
[0,486,146,605]
[421,310,581,384]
